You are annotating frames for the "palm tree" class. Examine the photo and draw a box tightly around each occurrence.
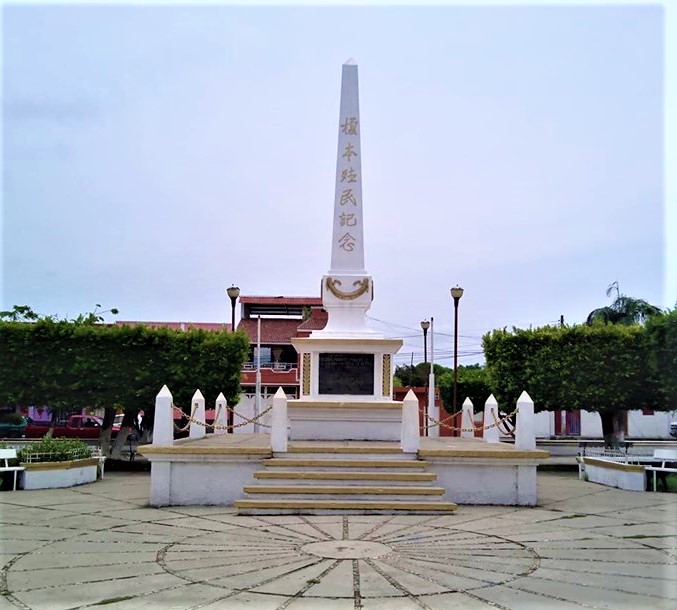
[585,282,663,448]
[586,282,662,325]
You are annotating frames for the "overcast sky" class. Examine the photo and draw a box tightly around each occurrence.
[2,3,670,367]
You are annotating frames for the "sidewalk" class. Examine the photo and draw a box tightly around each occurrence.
[1,472,676,609]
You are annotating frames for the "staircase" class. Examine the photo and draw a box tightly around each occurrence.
[234,446,457,515]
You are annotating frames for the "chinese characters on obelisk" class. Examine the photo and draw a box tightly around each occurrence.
[330,60,365,274]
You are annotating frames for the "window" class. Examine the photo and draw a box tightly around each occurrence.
[253,347,272,365]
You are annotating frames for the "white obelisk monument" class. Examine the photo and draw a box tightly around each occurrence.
[289,60,404,441]
[315,59,373,337]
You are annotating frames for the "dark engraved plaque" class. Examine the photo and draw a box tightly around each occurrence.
[318,353,374,395]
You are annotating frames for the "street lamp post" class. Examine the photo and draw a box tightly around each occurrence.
[420,319,430,437]
[450,286,464,418]
[420,320,430,366]
[226,285,240,332]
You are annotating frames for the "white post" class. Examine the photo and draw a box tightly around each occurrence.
[214,392,228,436]
[460,397,474,438]
[515,390,536,450]
[483,394,500,443]
[401,389,420,453]
[271,387,288,452]
[152,385,174,446]
[428,317,439,438]
[255,315,262,433]
[189,389,206,439]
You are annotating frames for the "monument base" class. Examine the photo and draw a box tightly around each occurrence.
[287,400,403,441]
[140,435,549,509]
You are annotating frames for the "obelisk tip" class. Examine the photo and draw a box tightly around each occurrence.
[344,57,357,65]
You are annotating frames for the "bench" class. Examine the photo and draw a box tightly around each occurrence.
[0,449,25,491]
[645,449,677,492]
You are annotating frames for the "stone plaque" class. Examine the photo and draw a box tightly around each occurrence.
[318,353,374,395]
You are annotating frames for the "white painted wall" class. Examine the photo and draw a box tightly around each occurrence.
[149,457,262,506]
[530,409,677,439]
[628,410,677,438]
[22,464,97,490]
[428,461,538,506]
[233,395,273,434]
[583,461,645,492]
[533,411,553,438]
[580,410,603,437]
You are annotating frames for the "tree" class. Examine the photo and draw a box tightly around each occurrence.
[645,308,677,410]
[437,365,492,414]
[586,282,662,325]
[394,363,448,388]
[483,324,665,448]
[0,314,249,458]
[0,304,120,445]
[0,305,42,322]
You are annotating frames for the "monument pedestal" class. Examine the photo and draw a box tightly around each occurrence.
[287,401,403,441]
[290,337,403,441]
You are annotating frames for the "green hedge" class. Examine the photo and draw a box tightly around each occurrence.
[482,324,667,414]
[645,309,677,409]
[0,320,250,416]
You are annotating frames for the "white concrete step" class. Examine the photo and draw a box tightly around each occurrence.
[244,485,444,497]
[262,458,429,470]
[274,452,417,460]
[235,498,458,515]
[253,471,438,486]
[281,446,413,459]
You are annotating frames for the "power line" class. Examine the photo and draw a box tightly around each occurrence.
[367,315,483,340]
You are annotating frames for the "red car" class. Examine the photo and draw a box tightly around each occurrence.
[24,415,107,439]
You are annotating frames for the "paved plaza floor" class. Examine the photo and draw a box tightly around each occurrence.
[0,472,676,610]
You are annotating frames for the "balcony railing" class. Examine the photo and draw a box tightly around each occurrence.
[241,362,297,372]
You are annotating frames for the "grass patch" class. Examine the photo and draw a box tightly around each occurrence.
[94,596,136,606]
[647,473,677,493]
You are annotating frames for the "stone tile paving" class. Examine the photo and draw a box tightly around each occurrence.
[0,472,675,609]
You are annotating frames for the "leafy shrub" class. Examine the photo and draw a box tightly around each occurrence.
[482,324,663,413]
[0,320,250,423]
[18,437,92,463]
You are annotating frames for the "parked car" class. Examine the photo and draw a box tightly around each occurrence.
[670,421,677,439]
[24,415,112,439]
[0,413,29,438]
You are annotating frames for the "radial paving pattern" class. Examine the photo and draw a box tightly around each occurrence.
[1,472,676,609]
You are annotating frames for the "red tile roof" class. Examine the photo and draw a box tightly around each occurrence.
[239,296,322,306]
[297,308,329,332]
[237,318,302,344]
[116,321,230,332]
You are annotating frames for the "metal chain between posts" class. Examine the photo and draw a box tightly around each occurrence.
[420,405,519,434]
[171,403,273,432]
[491,407,516,438]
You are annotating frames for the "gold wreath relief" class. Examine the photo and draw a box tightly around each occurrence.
[325,277,370,300]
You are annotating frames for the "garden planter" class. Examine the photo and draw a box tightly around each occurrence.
[21,457,99,490]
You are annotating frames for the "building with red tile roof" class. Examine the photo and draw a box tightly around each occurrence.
[237,295,327,398]
[117,295,327,399]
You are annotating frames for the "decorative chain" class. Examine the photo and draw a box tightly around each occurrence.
[171,402,273,432]
[420,406,519,434]
[492,407,516,438]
